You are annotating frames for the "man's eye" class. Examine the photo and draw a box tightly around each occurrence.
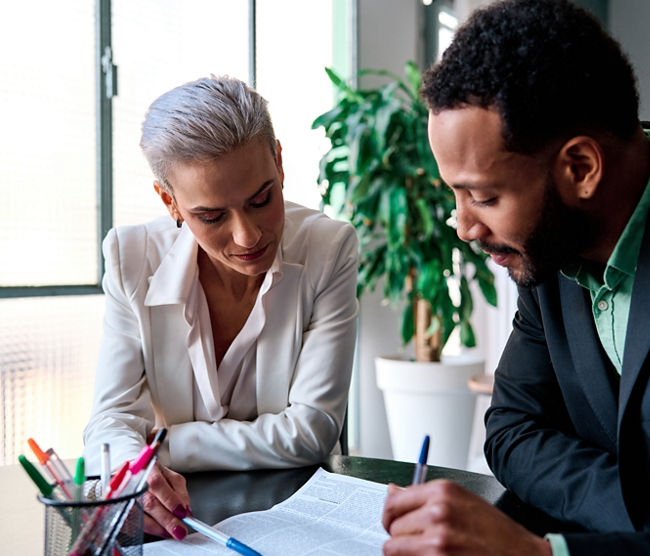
[472,197,496,207]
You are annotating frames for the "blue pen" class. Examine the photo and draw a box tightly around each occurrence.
[183,516,263,556]
[412,435,430,485]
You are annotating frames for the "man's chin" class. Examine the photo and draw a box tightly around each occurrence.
[506,259,556,288]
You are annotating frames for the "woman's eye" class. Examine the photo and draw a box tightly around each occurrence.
[199,212,225,224]
[250,190,271,208]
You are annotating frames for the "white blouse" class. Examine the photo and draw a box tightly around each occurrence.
[83,201,359,474]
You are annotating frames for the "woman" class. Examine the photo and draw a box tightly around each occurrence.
[83,75,358,539]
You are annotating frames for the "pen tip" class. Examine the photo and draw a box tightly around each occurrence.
[418,435,430,464]
[154,428,167,444]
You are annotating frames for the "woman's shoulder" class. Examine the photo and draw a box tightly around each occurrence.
[102,215,181,289]
[104,215,178,252]
[284,200,353,234]
[282,200,357,263]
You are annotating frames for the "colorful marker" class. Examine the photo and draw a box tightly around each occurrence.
[28,438,74,500]
[18,454,53,498]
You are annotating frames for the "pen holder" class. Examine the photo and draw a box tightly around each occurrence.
[38,480,148,556]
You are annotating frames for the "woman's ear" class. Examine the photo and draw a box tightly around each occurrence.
[154,181,181,222]
[275,141,285,185]
[553,136,604,202]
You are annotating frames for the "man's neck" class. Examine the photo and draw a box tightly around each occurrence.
[580,128,650,264]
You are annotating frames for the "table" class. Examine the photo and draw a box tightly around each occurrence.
[1,455,583,554]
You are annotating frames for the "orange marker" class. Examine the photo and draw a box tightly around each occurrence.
[28,438,74,500]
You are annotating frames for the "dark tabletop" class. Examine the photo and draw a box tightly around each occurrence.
[183,455,585,537]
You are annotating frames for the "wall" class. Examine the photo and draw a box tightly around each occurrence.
[610,0,650,120]
[355,0,419,459]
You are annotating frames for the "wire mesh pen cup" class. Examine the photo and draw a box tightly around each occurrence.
[38,480,148,556]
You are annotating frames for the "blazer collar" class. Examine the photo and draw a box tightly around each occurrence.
[619,218,650,417]
[144,225,199,307]
[559,277,618,444]
[144,226,290,307]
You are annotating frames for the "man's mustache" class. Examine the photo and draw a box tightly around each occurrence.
[477,241,521,257]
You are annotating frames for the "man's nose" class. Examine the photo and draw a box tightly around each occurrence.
[455,203,489,243]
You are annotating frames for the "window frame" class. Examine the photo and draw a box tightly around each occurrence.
[0,0,258,299]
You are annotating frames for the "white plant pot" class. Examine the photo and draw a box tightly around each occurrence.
[375,353,484,469]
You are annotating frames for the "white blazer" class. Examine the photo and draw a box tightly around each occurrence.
[83,201,359,474]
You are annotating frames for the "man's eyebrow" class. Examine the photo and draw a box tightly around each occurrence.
[448,182,490,191]
[189,180,274,212]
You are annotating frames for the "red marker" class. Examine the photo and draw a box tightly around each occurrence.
[67,461,130,556]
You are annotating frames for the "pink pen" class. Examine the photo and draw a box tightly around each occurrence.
[114,428,168,497]
[68,430,167,556]
[67,461,130,556]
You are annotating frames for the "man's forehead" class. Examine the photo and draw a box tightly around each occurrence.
[427,107,511,182]
[428,106,504,149]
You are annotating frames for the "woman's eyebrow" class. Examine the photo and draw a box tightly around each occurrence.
[189,180,275,212]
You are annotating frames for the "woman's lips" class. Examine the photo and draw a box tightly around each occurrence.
[233,244,268,261]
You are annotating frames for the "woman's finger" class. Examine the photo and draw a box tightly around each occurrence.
[142,463,190,539]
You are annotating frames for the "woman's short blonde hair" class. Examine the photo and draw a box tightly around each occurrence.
[140,75,277,193]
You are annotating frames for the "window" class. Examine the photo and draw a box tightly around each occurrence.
[0,1,345,465]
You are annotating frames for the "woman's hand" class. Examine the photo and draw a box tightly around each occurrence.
[382,481,552,556]
[142,461,193,540]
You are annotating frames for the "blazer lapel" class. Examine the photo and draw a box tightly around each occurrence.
[256,261,302,414]
[619,221,650,423]
[559,277,618,444]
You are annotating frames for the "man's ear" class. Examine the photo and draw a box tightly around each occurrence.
[553,136,604,202]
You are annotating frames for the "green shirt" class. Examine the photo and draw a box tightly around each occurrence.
[561,177,650,373]
[548,136,650,555]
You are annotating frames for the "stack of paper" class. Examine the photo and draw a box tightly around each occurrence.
[144,468,389,555]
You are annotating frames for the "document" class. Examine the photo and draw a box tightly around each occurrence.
[143,467,389,555]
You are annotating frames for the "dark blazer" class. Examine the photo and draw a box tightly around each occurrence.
[485,221,650,555]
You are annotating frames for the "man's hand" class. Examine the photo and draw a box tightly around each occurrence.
[142,461,193,540]
[382,480,553,556]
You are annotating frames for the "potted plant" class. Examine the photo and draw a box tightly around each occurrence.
[312,61,498,467]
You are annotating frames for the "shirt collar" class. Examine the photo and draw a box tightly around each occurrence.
[145,225,285,307]
[145,224,198,306]
[563,176,650,289]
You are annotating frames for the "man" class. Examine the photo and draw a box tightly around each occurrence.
[381,1,650,555]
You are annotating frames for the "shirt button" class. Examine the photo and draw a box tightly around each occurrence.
[597,300,609,311]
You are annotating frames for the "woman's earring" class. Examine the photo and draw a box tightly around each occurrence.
[176,218,182,229]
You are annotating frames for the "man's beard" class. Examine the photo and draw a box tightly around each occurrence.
[479,176,597,288]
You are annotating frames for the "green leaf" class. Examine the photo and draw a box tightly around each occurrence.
[415,198,435,239]
[459,275,473,320]
[477,274,498,307]
[404,61,422,99]
[460,320,477,347]
[401,299,415,344]
[313,61,498,358]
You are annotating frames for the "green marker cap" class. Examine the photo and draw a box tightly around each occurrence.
[74,456,85,486]
[18,454,53,497]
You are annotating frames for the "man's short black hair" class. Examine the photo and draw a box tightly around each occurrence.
[422,0,640,154]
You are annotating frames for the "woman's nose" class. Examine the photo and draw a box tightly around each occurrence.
[231,213,262,248]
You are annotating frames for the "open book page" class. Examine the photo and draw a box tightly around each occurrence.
[143,467,389,555]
